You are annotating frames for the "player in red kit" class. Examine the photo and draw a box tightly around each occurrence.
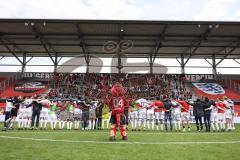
[151,97,164,130]
[108,83,128,141]
[178,98,191,131]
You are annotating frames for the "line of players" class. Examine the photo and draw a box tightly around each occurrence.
[2,95,235,132]
[3,96,110,131]
[129,96,235,132]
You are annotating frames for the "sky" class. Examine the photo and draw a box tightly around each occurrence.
[0,0,240,74]
[0,0,240,21]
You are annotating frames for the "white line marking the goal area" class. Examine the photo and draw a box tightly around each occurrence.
[0,135,240,145]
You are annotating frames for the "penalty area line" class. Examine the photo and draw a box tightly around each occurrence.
[0,135,240,145]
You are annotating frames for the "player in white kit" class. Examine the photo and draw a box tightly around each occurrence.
[73,104,82,129]
[88,101,97,130]
[223,96,235,130]
[136,98,148,130]
[129,100,138,131]
[39,98,50,129]
[171,100,181,131]
[24,97,33,129]
[146,100,155,130]
[17,97,26,129]
[210,101,219,132]
[49,100,58,130]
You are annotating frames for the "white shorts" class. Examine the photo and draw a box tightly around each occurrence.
[130,111,138,119]
[217,113,225,121]
[211,112,218,123]
[138,109,147,119]
[74,108,82,115]
[172,112,181,122]
[49,113,57,122]
[181,112,190,122]
[25,107,32,118]
[147,109,154,120]
[89,109,96,119]
[225,110,232,119]
[155,111,164,120]
[18,108,26,119]
[40,108,49,118]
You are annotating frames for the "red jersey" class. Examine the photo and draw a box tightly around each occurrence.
[150,100,164,112]
[216,101,226,113]
[178,100,190,112]
[109,96,128,115]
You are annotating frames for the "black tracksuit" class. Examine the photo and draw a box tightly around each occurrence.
[31,101,42,128]
[193,100,204,131]
[203,100,213,131]
[96,102,103,129]
[163,99,173,131]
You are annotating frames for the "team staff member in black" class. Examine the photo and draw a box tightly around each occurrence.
[163,96,173,132]
[79,98,89,130]
[193,99,204,132]
[203,97,213,132]
[96,100,104,130]
[31,96,43,129]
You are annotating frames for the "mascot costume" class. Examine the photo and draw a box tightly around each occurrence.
[108,83,128,141]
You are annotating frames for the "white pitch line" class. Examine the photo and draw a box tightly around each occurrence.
[0,135,240,145]
[0,131,238,135]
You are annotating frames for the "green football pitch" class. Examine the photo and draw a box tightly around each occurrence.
[0,124,239,160]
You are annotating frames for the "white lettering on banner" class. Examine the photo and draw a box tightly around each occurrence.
[185,75,213,81]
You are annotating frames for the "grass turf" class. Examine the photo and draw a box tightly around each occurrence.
[0,124,239,160]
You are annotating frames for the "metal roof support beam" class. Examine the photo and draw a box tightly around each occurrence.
[212,54,217,79]
[117,53,122,74]
[21,53,27,74]
[21,54,34,75]
[233,59,240,65]
[216,43,240,66]
[204,58,213,66]
[176,54,185,74]
[0,56,4,61]
[0,39,23,65]
[80,41,91,73]
[148,45,159,74]
[30,25,59,72]
[148,25,167,74]
[183,27,212,65]
[75,23,91,73]
[176,57,181,65]
[53,53,59,73]
[26,56,33,64]
[181,54,185,75]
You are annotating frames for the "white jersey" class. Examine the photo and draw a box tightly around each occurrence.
[24,99,33,107]
[223,99,234,109]
[5,99,14,112]
[24,99,33,117]
[136,98,148,119]
[171,100,181,114]
[19,101,26,110]
[74,108,82,114]
[211,105,218,114]
[136,98,148,107]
